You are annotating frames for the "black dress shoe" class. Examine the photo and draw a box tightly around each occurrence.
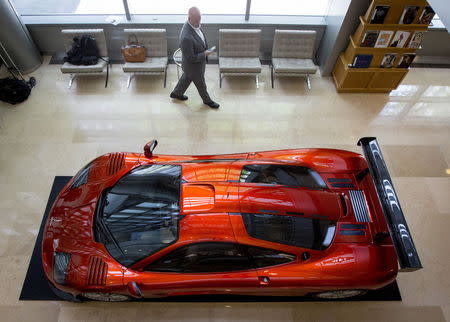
[204,100,220,108]
[170,92,188,101]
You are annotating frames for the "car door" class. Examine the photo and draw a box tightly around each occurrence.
[231,211,337,296]
[134,242,261,297]
[243,245,310,296]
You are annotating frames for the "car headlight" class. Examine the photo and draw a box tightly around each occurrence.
[70,161,93,190]
[53,252,71,285]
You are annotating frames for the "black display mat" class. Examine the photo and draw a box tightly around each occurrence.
[20,176,401,302]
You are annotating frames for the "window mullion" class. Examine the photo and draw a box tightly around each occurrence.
[122,0,131,21]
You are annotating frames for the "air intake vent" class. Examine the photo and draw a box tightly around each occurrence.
[349,190,371,222]
[327,178,351,183]
[87,257,108,286]
[107,153,125,176]
[330,183,355,188]
[327,178,355,188]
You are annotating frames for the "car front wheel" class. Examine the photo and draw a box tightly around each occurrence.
[312,289,367,299]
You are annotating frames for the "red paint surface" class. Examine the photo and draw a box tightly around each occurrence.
[42,148,397,298]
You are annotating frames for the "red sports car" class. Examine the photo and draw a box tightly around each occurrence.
[42,138,421,301]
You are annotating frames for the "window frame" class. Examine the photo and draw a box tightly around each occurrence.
[14,0,332,23]
[145,242,297,273]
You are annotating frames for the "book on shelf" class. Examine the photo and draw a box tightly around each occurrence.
[408,31,425,49]
[390,31,411,48]
[380,54,397,68]
[417,6,435,25]
[397,54,416,68]
[352,54,373,68]
[399,6,420,24]
[360,31,379,47]
[375,31,394,48]
[369,5,390,24]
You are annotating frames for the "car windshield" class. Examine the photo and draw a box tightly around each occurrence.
[95,164,181,267]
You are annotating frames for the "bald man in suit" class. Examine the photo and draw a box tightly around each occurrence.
[170,7,219,109]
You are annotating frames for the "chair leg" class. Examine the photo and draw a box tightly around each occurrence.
[219,71,222,88]
[177,66,180,80]
[105,63,110,88]
[255,75,259,89]
[127,74,134,88]
[68,74,75,89]
[164,67,167,88]
[271,66,274,89]
[306,74,311,90]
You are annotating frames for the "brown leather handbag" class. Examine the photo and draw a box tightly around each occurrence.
[121,34,146,62]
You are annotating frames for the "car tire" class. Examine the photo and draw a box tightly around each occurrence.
[312,289,368,299]
[81,292,131,302]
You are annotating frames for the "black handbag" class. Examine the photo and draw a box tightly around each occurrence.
[0,75,36,105]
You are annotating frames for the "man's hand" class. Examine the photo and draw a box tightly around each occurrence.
[204,50,213,56]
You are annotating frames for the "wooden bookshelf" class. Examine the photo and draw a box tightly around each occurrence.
[333,0,433,93]
[333,55,408,92]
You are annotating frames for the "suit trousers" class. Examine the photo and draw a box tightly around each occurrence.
[172,64,211,103]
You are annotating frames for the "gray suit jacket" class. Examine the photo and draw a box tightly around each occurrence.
[179,22,208,78]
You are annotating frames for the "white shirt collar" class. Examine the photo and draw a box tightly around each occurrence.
[188,21,201,31]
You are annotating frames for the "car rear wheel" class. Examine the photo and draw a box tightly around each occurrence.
[312,289,367,299]
[81,292,131,302]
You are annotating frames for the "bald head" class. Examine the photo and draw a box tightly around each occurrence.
[188,6,201,28]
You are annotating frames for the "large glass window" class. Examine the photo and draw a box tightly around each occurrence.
[250,0,331,16]
[128,0,246,15]
[12,0,125,15]
[240,164,326,189]
[242,213,336,250]
[95,164,181,267]
[11,0,331,17]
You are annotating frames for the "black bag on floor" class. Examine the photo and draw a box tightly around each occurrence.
[0,75,36,105]
[64,35,100,65]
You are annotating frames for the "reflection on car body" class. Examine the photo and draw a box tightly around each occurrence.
[41,138,421,301]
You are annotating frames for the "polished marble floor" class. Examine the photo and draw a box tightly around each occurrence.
[0,57,449,321]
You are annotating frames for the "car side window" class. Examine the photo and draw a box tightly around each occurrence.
[246,246,296,268]
[240,164,326,189]
[146,242,253,273]
[144,246,187,273]
[242,213,336,251]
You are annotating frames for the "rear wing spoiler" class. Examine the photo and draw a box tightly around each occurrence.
[358,137,422,272]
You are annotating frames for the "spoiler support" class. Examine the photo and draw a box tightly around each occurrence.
[358,137,422,272]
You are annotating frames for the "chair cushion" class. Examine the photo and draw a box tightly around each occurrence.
[219,57,261,73]
[219,29,261,58]
[272,30,316,59]
[272,58,317,74]
[61,57,108,73]
[122,57,168,72]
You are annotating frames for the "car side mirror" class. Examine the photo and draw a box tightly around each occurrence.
[144,139,158,158]
[127,281,142,298]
